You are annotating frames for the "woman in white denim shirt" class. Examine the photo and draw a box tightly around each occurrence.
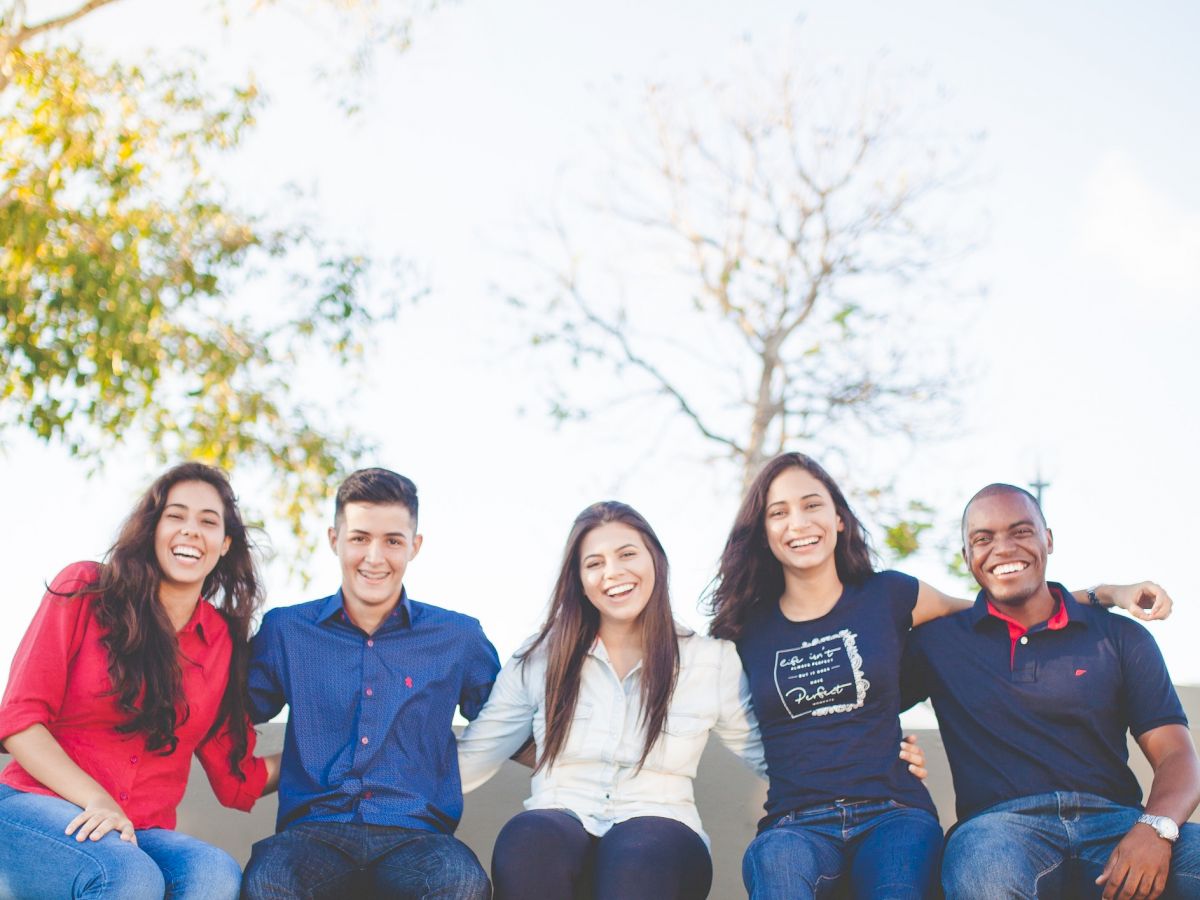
[457,501,767,899]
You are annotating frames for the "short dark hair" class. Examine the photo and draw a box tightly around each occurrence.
[334,468,419,528]
[961,482,1046,544]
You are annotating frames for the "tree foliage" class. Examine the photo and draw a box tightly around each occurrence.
[515,53,980,554]
[1,2,413,558]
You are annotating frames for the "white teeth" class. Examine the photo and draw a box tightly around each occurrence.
[788,537,819,549]
[992,562,1028,576]
[605,584,635,598]
[173,547,201,560]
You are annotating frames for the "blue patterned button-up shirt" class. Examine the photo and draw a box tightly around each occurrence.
[248,589,500,833]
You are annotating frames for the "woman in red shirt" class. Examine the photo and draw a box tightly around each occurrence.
[0,462,278,899]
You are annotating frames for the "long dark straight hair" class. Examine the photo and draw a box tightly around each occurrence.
[707,452,875,641]
[69,462,263,774]
[520,501,680,773]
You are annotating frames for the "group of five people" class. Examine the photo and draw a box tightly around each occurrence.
[0,455,1197,898]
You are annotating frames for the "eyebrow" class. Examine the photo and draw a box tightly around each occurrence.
[767,493,822,506]
[583,543,638,560]
[165,502,223,517]
[968,519,1038,537]
[348,529,409,538]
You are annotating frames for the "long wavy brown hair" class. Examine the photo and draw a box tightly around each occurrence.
[520,501,681,773]
[66,462,263,774]
[707,452,875,641]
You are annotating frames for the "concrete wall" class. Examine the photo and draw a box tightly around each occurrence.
[4,687,1198,898]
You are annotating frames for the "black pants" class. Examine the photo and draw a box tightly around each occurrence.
[491,809,712,900]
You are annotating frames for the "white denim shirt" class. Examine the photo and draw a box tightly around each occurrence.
[457,629,765,848]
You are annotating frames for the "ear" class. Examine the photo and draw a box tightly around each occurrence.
[1045,528,1054,555]
[327,526,338,553]
[410,533,423,559]
[220,535,232,557]
[837,515,845,533]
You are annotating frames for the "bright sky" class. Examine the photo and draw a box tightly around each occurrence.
[3,0,1198,710]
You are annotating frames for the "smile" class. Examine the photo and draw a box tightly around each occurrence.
[991,562,1029,576]
[787,537,820,549]
[171,546,202,561]
[605,583,636,598]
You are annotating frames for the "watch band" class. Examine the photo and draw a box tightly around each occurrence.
[1137,813,1180,843]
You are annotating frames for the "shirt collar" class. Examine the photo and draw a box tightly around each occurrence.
[317,588,413,629]
[971,581,1084,633]
[178,597,219,645]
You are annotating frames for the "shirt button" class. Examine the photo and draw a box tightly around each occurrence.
[361,736,370,745]
[119,791,129,801]
[1019,636,1029,645]
[130,755,139,765]
[367,639,374,648]
[363,791,373,800]
[365,688,374,697]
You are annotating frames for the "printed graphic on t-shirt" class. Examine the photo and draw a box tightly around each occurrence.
[774,629,869,719]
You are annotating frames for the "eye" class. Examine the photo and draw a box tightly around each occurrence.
[202,518,220,528]
[584,559,602,569]
[1013,527,1034,537]
[388,538,404,546]
[767,508,786,519]
[165,512,183,520]
[804,502,822,511]
[972,535,990,546]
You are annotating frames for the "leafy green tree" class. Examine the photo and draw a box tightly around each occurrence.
[1,2,415,557]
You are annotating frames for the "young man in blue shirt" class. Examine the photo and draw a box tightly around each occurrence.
[904,484,1200,899]
[242,468,500,899]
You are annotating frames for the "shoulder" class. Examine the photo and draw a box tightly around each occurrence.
[678,631,732,664]
[862,569,919,597]
[409,599,485,635]
[1081,604,1160,648]
[258,596,331,630]
[49,561,103,596]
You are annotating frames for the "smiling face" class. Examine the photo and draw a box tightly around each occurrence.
[963,490,1053,608]
[153,480,232,597]
[579,522,656,630]
[763,466,845,575]
[330,501,422,627]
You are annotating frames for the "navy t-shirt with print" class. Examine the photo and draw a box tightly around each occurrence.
[736,570,935,826]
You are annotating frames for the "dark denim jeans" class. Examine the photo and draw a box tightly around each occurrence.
[0,784,242,900]
[240,821,490,900]
[942,791,1200,899]
[742,798,943,899]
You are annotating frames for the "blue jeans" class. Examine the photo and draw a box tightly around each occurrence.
[742,799,943,899]
[942,791,1200,898]
[240,821,490,899]
[0,785,241,899]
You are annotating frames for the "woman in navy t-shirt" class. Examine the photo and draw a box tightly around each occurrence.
[706,452,1166,899]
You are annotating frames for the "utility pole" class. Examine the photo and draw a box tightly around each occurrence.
[1029,471,1050,506]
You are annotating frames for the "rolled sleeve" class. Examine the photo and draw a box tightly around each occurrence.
[0,563,97,747]
[195,715,270,811]
[457,650,537,793]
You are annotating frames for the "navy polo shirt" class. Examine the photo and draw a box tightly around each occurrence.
[248,589,500,833]
[902,583,1187,822]
[737,570,936,827]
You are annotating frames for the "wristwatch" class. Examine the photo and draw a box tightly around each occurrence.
[1137,813,1180,843]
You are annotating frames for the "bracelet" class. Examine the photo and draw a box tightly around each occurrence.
[1086,586,1100,606]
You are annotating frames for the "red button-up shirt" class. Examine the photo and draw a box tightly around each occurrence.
[0,561,267,829]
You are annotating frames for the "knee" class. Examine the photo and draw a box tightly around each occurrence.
[81,844,166,900]
[182,845,242,900]
[743,829,834,896]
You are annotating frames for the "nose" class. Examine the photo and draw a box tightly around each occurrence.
[364,539,384,563]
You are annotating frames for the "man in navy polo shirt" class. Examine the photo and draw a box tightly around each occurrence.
[903,484,1200,899]
[241,468,500,899]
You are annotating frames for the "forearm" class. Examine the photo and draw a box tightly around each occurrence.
[3,724,120,811]
[1143,746,1200,825]
[261,752,282,796]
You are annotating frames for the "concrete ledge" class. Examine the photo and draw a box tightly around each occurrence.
[4,686,1197,898]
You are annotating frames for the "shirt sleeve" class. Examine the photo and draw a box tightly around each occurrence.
[456,649,536,793]
[898,627,931,711]
[247,611,287,725]
[711,639,766,778]
[194,713,270,811]
[458,621,502,722]
[0,563,98,748]
[882,570,921,631]
[1116,619,1188,737]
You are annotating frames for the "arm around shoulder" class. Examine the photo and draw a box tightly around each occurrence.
[712,639,766,779]
[457,648,538,793]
